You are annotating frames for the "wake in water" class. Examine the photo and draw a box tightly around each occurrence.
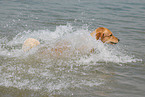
[0,24,142,64]
[0,24,142,95]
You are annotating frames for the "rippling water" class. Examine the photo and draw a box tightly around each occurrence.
[0,0,145,97]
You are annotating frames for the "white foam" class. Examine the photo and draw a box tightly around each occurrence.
[78,43,142,64]
[0,24,142,62]
[0,24,142,95]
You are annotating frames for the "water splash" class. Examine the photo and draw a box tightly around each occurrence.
[0,24,142,95]
[0,24,141,63]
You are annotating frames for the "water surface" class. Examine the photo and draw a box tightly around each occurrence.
[0,0,145,97]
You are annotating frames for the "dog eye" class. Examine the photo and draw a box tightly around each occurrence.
[110,34,112,36]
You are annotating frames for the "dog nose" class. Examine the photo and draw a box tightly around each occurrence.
[118,39,120,42]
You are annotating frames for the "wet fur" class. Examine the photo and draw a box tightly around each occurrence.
[22,27,119,56]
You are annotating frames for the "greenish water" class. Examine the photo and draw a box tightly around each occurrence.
[0,0,144,97]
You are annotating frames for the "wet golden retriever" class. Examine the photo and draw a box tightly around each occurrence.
[91,27,119,45]
[22,27,119,54]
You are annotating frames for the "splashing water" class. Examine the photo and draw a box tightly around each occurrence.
[0,24,142,95]
[0,24,141,62]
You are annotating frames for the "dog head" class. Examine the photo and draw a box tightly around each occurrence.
[91,27,119,45]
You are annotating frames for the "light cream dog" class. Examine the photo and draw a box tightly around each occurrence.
[22,38,40,52]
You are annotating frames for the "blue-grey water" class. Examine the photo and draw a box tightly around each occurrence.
[0,0,145,97]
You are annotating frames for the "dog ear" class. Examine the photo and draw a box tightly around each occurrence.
[95,27,105,40]
[96,33,101,40]
[96,33,104,40]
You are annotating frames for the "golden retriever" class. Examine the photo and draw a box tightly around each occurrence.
[91,27,119,45]
[22,27,119,55]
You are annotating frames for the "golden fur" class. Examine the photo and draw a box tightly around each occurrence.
[22,27,119,54]
[91,27,119,45]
